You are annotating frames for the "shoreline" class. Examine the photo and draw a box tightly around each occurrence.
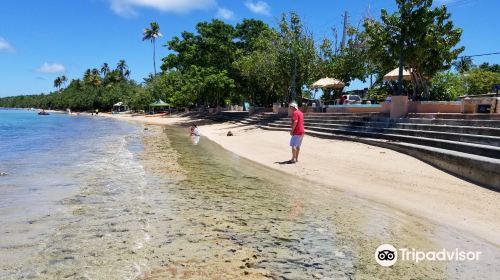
[98,112,500,247]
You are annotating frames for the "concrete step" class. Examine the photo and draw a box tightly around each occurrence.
[265,122,500,159]
[408,113,500,120]
[301,116,500,128]
[272,120,500,144]
[274,119,500,139]
[404,118,500,128]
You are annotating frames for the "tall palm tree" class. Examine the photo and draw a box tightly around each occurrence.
[117,60,128,78]
[83,69,92,81]
[60,75,67,87]
[142,21,162,76]
[453,57,474,73]
[100,63,110,77]
[53,77,62,91]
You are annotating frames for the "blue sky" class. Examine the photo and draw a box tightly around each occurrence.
[1,0,499,97]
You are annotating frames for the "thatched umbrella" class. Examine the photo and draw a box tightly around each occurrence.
[311,77,345,89]
[383,67,412,81]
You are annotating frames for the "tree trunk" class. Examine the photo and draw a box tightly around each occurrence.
[397,53,405,96]
[153,39,157,76]
[410,70,418,101]
[290,56,297,102]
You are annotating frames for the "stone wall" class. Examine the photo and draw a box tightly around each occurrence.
[408,101,462,114]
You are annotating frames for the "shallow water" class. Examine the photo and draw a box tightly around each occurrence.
[1,115,499,279]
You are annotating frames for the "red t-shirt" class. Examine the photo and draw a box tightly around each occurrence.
[292,110,305,135]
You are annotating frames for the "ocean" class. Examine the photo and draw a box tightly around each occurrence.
[0,109,148,277]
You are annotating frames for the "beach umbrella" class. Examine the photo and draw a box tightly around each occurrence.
[311,77,345,89]
[383,67,412,81]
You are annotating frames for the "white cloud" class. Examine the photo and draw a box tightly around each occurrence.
[110,0,217,16]
[216,7,234,20]
[245,0,270,16]
[0,37,15,53]
[36,63,65,74]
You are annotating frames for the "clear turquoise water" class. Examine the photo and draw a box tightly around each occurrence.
[0,109,143,267]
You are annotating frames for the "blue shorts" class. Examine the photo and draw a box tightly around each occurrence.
[290,135,304,148]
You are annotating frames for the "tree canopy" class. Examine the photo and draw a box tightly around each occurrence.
[364,0,464,100]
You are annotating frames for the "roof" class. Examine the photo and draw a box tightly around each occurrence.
[311,77,345,89]
[149,99,170,107]
[383,67,412,81]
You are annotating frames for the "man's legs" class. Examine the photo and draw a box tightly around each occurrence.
[289,135,303,163]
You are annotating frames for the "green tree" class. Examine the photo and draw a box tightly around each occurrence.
[453,57,474,73]
[478,62,500,73]
[53,77,62,91]
[429,71,463,101]
[276,12,316,103]
[317,26,370,87]
[364,0,464,100]
[117,60,129,79]
[100,63,110,76]
[142,22,162,76]
[233,22,283,106]
[462,69,500,95]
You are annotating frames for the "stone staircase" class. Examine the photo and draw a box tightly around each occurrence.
[261,113,500,190]
[179,111,285,126]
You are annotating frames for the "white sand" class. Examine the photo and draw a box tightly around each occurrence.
[100,113,500,246]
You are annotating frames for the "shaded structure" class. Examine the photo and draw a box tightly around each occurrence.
[149,99,170,114]
[112,102,129,114]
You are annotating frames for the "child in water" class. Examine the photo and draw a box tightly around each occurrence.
[190,124,200,136]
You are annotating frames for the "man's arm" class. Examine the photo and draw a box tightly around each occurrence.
[291,120,297,136]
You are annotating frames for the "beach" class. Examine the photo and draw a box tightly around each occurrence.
[101,113,500,248]
[2,110,499,279]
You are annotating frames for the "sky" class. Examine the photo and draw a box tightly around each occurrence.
[1,0,499,97]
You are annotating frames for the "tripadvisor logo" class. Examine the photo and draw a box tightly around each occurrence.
[375,244,482,267]
[375,244,397,267]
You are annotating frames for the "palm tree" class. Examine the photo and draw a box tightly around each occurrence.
[117,60,128,78]
[453,57,474,73]
[83,69,92,81]
[142,21,162,76]
[53,77,62,91]
[100,63,110,77]
[60,75,67,87]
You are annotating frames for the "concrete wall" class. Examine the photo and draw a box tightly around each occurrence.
[390,96,409,118]
[462,97,500,114]
[408,101,462,114]
[381,102,391,114]
[325,106,382,114]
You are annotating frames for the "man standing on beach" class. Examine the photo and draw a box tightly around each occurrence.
[289,102,304,163]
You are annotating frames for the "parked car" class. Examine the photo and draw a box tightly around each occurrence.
[327,95,362,106]
[342,95,362,104]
